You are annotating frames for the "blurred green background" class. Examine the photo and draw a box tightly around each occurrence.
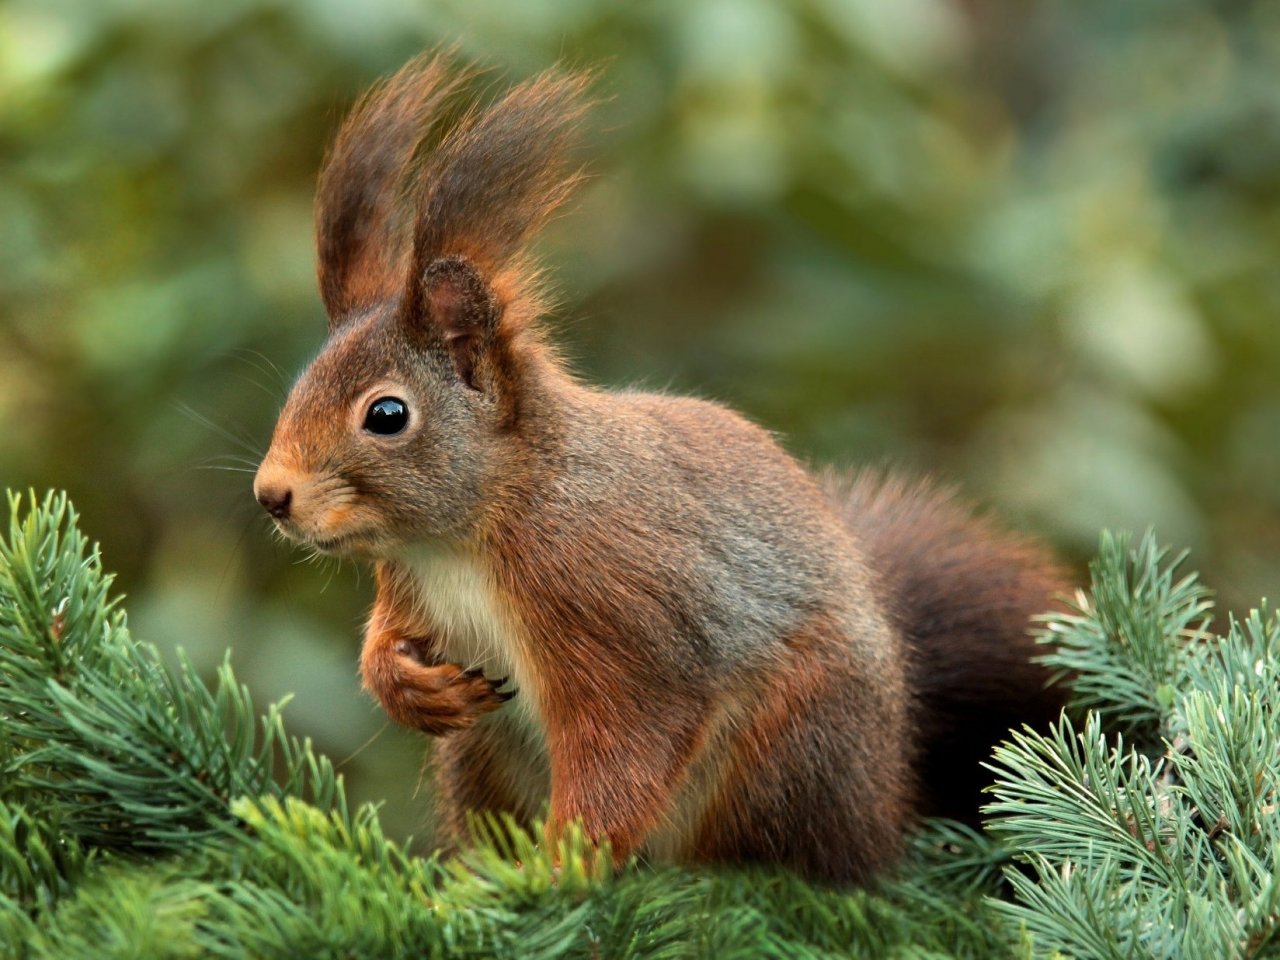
[3,0,1279,843]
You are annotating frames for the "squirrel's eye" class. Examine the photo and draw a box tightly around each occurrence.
[363,397,409,436]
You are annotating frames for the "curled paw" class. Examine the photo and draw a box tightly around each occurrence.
[365,641,517,734]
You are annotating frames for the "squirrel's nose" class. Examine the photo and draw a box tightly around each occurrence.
[256,486,293,520]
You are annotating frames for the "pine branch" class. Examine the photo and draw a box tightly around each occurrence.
[988,534,1280,958]
[1033,530,1214,749]
[0,490,343,853]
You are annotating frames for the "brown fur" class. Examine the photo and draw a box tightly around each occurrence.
[691,612,912,883]
[254,54,1068,887]
[432,715,548,852]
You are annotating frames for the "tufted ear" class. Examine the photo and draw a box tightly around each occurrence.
[314,53,468,327]
[415,256,500,391]
[317,56,590,341]
[393,67,591,414]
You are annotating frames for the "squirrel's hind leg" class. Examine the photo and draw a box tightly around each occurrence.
[432,713,551,855]
[689,624,914,886]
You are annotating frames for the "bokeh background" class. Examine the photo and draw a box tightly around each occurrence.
[3,0,1278,843]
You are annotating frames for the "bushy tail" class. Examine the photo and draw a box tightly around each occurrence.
[823,470,1070,821]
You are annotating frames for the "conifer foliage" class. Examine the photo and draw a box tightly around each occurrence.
[0,491,1276,957]
[987,533,1280,957]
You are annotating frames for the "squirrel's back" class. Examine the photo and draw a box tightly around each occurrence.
[545,387,1067,828]
[587,394,1069,825]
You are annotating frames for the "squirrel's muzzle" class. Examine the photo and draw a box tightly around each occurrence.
[252,457,370,552]
[256,484,292,520]
[253,457,296,521]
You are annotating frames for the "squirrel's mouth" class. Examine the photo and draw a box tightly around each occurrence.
[268,513,376,556]
[309,530,372,555]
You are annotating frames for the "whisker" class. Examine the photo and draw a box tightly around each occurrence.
[196,464,257,474]
[320,556,340,593]
[412,750,433,802]
[231,370,287,406]
[203,453,262,468]
[218,515,263,604]
[234,348,292,392]
[174,402,265,458]
[335,721,390,770]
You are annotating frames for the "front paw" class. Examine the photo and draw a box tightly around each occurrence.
[364,645,516,735]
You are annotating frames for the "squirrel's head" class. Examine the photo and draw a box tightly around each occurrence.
[253,54,587,555]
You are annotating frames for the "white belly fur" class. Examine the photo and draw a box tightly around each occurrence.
[400,541,719,861]
[401,542,542,733]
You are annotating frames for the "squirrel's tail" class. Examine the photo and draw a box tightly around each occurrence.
[823,470,1070,822]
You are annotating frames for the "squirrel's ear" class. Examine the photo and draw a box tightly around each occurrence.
[412,256,501,392]
[315,53,468,327]
[398,68,590,387]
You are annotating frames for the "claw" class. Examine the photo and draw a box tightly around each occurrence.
[463,668,485,680]
[497,687,519,702]
[489,676,509,688]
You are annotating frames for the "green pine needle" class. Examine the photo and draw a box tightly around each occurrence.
[0,491,343,858]
[1033,529,1214,749]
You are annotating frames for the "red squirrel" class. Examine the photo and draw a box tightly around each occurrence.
[252,54,1067,886]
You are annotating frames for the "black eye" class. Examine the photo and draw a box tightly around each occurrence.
[363,396,409,435]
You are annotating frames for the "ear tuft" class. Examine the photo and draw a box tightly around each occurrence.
[421,256,499,390]
[407,68,592,338]
[315,52,470,326]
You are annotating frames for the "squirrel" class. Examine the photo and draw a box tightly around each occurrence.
[252,54,1068,886]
